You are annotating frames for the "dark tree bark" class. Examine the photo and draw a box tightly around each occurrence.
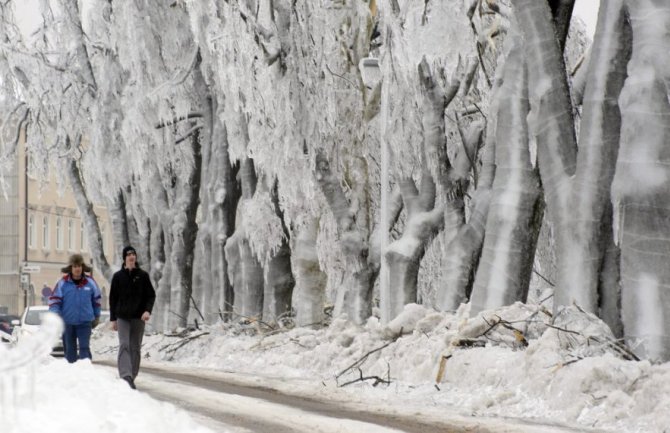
[262,179,295,323]
[548,0,576,52]
[108,189,130,264]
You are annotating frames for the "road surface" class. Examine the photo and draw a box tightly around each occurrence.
[95,360,599,433]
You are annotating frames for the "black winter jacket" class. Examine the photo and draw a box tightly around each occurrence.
[109,266,156,321]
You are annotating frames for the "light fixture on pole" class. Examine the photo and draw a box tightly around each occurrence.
[358,57,381,89]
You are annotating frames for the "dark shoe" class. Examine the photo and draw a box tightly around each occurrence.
[123,376,136,390]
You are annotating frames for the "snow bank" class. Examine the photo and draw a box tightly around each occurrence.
[91,302,670,432]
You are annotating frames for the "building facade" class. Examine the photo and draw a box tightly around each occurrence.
[0,131,114,315]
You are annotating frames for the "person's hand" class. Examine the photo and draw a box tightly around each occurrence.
[111,320,118,331]
[141,311,151,322]
[91,317,100,328]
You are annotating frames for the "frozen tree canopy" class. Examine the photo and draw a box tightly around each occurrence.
[0,0,668,363]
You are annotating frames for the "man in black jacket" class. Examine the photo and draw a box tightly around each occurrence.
[110,245,156,389]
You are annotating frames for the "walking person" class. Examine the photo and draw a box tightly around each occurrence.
[110,246,155,390]
[49,254,102,363]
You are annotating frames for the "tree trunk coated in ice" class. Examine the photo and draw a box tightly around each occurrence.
[225,158,264,320]
[513,0,631,315]
[210,125,239,322]
[292,218,327,327]
[262,180,294,324]
[416,57,487,312]
[612,0,670,362]
[108,189,131,264]
[201,100,240,324]
[470,39,542,313]
[65,156,113,283]
[557,0,630,314]
[315,151,374,324]
[385,173,443,319]
[168,129,202,329]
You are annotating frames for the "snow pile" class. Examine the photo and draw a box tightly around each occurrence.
[91,303,670,432]
[0,319,219,433]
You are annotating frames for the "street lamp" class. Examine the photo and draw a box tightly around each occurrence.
[358,55,390,323]
[358,57,381,89]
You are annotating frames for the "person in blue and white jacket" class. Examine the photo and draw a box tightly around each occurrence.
[49,254,102,363]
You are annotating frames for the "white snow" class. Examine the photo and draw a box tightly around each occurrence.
[3,306,669,433]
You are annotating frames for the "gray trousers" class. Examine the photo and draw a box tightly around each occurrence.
[117,318,145,380]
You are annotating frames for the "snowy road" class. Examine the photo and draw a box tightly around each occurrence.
[97,360,449,432]
[95,361,595,433]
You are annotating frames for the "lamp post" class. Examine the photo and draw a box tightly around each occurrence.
[358,54,390,323]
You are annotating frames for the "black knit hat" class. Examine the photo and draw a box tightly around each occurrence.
[122,246,136,260]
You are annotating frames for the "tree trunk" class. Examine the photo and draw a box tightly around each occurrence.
[225,158,264,320]
[196,95,215,323]
[292,217,327,327]
[314,151,374,324]
[513,0,631,314]
[149,215,165,288]
[146,168,171,331]
[210,124,239,322]
[155,228,172,332]
[548,0,575,53]
[262,180,295,324]
[470,38,542,313]
[598,204,622,338]
[65,155,113,283]
[385,173,443,318]
[168,129,202,329]
[107,189,130,264]
[556,0,630,313]
[416,56,489,312]
[613,0,670,362]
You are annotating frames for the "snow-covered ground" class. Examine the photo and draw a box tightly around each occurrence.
[3,303,667,433]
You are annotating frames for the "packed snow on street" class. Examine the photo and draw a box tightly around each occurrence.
[2,303,669,433]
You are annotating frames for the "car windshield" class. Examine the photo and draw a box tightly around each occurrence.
[24,309,48,325]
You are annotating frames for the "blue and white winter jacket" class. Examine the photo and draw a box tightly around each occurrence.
[49,275,102,325]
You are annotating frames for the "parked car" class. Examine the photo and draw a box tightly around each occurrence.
[17,305,64,356]
[0,313,20,334]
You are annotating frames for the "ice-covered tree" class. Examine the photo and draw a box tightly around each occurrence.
[0,0,115,281]
[511,0,631,324]
[612,0,670,362]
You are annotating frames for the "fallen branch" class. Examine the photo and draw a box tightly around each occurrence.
[339,366,391,388]
[221,300,278,331]
[335,327,403,382]
[451,338,487,348]
[158,331,210,359]
[481,315,529,347]
[435,354,452,384]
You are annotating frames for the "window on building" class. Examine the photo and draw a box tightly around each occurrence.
[42,216,50,249]
[80,222,86,251]
[28,214,35,248]
[68,219,74,250]
[56,217,63,250]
